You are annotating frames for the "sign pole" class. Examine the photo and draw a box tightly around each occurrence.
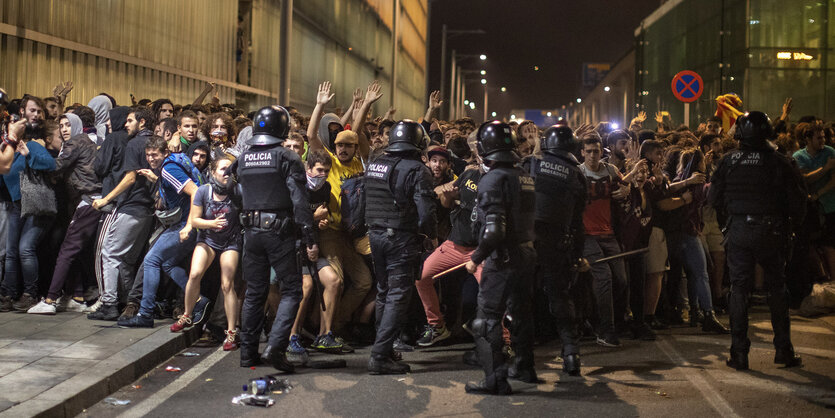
[684,102,690,127]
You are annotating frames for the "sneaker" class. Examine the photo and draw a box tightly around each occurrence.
[0,295,12,312]
[82,299,102,314]
[596,335,622,348]
[313,332,344,353]
[191,297,211,326]
[87,303,119,321]
[170,314,193,333]
[118,302,139,322]
[287,334,307,355]
[13,293,37,312]
[336,336,355,353]
[223,329,239,351]
[393,336,414,353]
[60,297,88,313]
[417,325,450,347]
[118,313,154,328]
[27,299,57,315]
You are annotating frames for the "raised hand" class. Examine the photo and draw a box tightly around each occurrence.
[574,123,594,138]
[429,90,443,109]
[352,88,363,102]
[781,97,793,120]
[637,111,647,122]
[365,80,383,104]
[317,81,335,105]
[655,111,664,124]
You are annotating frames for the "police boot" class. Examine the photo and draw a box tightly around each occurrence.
[702,310,730,334]
[465,367,512,396]
[507,352,541,383]
[465,319,511,395]
[563,353,581,376]
[726,350,749,371]
[368,353,411,375]
[261,345,295,373]
[774,348,802,368]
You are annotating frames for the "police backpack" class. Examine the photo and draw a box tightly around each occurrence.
[340,173,367,239]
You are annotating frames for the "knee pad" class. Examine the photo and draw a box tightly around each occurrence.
[471,318,501,338]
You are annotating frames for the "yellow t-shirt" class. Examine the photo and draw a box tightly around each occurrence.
[325,149,364,230]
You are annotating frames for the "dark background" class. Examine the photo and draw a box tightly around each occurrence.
[426,0,663,118]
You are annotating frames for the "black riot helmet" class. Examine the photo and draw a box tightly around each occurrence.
[734,111,776,149]
[541,125,579,155]
[387,119,428,153]
[250,105,291,146]
[476,120,520,163]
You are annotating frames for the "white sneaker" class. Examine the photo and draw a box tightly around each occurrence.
[82,299,102,314]
[28,300,57,315]
[58,297,87,313]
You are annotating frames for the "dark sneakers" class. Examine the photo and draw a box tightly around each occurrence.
[87,303,120,321]
[12,293,37,312]
[261,345,295,373]
[118,313,154,328]
[368,354,411,375]
[0,295,13,312]
[118,302,139,322]
[417,325,451,347]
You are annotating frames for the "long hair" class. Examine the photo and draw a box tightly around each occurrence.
[676,147,704,181]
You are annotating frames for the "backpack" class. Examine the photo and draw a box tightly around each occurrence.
[340,173,367,239]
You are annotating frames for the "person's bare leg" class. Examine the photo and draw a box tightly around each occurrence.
[317,266,342,335]
[184,244,215,318]
[290,275,313,338]
[644,272,664,316]
[219,250,239,331]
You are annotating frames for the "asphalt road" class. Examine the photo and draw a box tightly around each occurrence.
[81,307,835,417]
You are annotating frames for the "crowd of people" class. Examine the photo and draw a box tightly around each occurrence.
[0,79,825,392]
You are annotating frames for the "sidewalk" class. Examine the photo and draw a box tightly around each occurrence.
[0,311,198,418]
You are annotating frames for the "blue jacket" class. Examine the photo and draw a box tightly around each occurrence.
[2,141,56,202]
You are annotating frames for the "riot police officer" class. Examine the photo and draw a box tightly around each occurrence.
[365,120,437,375]
[236,106,318,372]
[528,125,589,377]
[463,121,536,395]
[708,111,806,370]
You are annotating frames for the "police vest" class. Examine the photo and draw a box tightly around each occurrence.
[365,153,418,231]
[723,149,781,216]
[237,145,294,212]
[532,152,585,226]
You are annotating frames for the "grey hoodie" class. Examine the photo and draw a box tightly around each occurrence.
[62,112,83,139]
[318,113,343,152]
[233,126,253,155]
[87,95,112,145]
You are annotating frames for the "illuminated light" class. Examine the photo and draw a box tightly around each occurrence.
[777,51,815,60]
[730,76,735,81]
[469,102,476,110]
[809,19,815,23]
[481,79,487,85]
[348,47,353,51]
[533,65,540,71]
[749,19,760,25]
[480,70,486,75]
[612,123,619,129]
[604,86,611,92]
[464,99,470,105]
[510,114,516,119]
[491,112,497,117]
[576,98,582,103]
[479,54,487,60]
[546,112,552,117]
[501,87,507,92]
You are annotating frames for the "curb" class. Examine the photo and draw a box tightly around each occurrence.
[0,325,201,418]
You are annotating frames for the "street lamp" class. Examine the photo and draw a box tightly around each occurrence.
[547,111,552,117]
[576,98,582,103]
[604,86,611,92]
[464,99,470,105]
[479,54,487,60]
[491,111,497,117]
[480,70,486,75]
[480,78,487,85]
[500,86,506,92]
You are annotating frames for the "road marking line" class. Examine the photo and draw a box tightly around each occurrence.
[656,338,741,418]
[118,347,231,418]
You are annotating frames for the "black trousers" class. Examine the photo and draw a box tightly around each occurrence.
[240,228,301,358]
[369,228,422,357]
[476,244,536,371]
[726,216,792,354]
[536,225,579,356]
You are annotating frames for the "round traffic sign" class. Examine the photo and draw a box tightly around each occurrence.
[671,70,703,103]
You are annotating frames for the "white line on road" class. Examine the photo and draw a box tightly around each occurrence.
[118,347,231,418]
[656,338,741,418]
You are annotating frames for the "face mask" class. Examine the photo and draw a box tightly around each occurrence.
[307,174,327,191]
[329,130,339,145]
[209,175,232,196]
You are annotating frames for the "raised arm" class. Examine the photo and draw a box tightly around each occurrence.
[423,90,442,123]
[193,82,215,106]
[306,81,335,151]
[340,88,362,128]
[354,80,384,161]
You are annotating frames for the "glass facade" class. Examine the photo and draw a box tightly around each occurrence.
[636,0,835,126]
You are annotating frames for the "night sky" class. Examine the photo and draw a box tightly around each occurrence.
[427,0,663,118]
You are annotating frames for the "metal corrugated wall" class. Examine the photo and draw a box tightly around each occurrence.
[0,0,426,115]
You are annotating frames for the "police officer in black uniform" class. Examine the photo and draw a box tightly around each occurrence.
[463,121,536,395]
[236,106,317,372]
[365,120,437,375]
[708,111,806,370]
[528,125,589,377]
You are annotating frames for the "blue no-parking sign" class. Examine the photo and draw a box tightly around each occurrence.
[671,70,703,103]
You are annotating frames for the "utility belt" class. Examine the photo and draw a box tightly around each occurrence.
[240,210,293,234]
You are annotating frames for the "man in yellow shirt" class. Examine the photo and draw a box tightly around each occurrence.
[306,80,382,336]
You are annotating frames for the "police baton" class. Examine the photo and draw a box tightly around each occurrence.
[591,247,650,265]
[431,262,468,280]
